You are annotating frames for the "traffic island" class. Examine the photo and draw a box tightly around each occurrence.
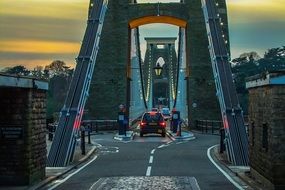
[0,74,48,186]
[166,131,195,141]
[114,131,134,141]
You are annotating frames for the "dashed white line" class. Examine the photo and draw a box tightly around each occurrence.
[149,156,153,164]
[158,144,170,149]
[151,149,155,154]
[207,145,244,190]
[146,166,152,176]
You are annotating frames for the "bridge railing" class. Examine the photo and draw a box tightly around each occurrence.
[195,120,222,135]
[81,120,118,132]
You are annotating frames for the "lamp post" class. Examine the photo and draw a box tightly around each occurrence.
[154,63,163,76]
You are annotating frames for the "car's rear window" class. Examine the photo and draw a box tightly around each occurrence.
[143,113,163,122]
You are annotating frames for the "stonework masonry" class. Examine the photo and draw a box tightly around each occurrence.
[247,72,285,190]
[86,0,228,124]
[0,75,48,185]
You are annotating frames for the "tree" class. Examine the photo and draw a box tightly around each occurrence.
[2,65,30,76]
[31,66,44,79]
[45,60,69,77]
[259,46,285,71]
[231,46,285,114]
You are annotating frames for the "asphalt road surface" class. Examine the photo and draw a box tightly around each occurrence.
[44,132,237,190]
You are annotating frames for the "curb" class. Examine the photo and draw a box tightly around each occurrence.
[31,146,98,190]
[166,131,176,141]
[166,130,196,141]
[210,145,256,190]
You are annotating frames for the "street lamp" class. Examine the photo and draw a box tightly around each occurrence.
[153,63,163,76]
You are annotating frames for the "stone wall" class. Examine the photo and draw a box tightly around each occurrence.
[248,85,285,190]
[0,88,47,185]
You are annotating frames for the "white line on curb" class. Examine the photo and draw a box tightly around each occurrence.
[146,166,152,176]
[207,145,244,190]
[149,156,153,164]
[48,155,98,190]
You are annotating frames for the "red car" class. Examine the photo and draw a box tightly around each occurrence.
[139,111,166,137]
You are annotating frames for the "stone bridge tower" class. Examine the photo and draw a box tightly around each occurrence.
[86,0,229,125]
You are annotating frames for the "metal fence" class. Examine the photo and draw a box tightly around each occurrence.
[195,120,222,135]
[81,120,118,132]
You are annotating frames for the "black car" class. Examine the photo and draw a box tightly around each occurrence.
[139,111,166,137]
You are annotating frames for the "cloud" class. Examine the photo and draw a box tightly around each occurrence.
[0,0,89,20]
[227,0,285,23]
[0,0,88,69]
[0,0,284,69]
[226,0,285,58]
[0,40,80,54]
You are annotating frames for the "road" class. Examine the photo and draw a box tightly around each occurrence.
[44,132,237,190]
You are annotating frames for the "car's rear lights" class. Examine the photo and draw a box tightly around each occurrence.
[140,122,147,126]
[159,122,166,127]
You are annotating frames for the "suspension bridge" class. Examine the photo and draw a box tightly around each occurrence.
[47,0,249,167]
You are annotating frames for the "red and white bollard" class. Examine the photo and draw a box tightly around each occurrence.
[176,121,182,136]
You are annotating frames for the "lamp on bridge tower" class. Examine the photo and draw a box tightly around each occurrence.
[154,63,163,76]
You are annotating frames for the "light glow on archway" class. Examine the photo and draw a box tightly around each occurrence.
[129,15,187,28]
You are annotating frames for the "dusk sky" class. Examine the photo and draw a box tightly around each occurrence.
[0,0,284,70]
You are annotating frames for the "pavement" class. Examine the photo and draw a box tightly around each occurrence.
[211,145,264,190]
[0,135,99,190]
[90,176,200,190]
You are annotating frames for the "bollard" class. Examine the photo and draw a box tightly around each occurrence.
[95,122,98,133]
[87,125,91,144]
[48,124,54,141]
[81,127,86,155]
[176,121,182,136]
[219,128,226,153]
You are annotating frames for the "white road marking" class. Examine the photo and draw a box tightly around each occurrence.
[207,145,244,190]
[158,144,170,149]
[48,155,98,190]
[146,166,152,176]
[89,178,104,190]
[149,156,153,164]
[151,149,155,154]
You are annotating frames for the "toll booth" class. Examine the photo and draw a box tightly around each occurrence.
[0,74,48,185]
